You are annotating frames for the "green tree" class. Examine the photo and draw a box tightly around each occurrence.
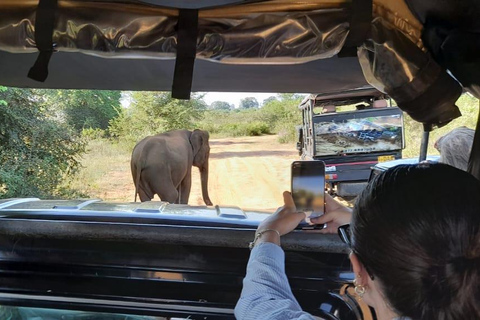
[239,97,259,109]
[44,89,121,132]
[262,96,278,105]
[210,101,233,111]
[0,87,86,198]
[109,92,207,147]
[258,94,303,143]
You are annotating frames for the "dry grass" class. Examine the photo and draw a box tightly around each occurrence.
[63,139,135,201]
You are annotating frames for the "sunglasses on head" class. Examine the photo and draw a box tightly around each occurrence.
[337,224,375,280]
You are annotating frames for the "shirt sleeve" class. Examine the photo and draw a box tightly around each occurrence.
[234,242,316,320]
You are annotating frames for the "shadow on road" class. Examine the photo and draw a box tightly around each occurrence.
[209,140,255,146]
[211,150,296,159]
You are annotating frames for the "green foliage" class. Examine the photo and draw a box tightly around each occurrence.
[43,89,121,132]
[216,122,271,137]
[199,109,261,136]
[402,93,479,158]
[262,96,278,105]
[209,101,233,111]
[0,88,86,199]
[239,97,259,109]
[108,92,207,148]
[257,94,303,143]
[81,127,106,140]
[197,94,302,142]
[0,86,6,106]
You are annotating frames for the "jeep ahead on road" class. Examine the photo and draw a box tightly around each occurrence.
[297,88,404,197]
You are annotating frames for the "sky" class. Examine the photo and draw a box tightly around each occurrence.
[201,92,277,108]
[121,91,281,108]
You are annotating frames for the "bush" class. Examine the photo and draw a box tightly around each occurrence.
[276,122,297,143]
[0,87,86,199]
[218,122,270,137]
[246,122,271,136]
[82,128,106,140]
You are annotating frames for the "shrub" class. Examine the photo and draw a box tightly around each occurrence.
[245,122,271,136]
[82,128,106,140]
[0,87,86,199]
[217,122,270,137]
[276,122,297,143]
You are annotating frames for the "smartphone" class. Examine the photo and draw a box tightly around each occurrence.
[291,160,325,219]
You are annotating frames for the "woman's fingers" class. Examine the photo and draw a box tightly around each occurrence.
[310,211,333,224]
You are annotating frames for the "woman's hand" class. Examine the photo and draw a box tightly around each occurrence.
[310,193,352,234]
[255,192,306,246]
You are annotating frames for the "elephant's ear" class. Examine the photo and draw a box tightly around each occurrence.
[189,129,203,158]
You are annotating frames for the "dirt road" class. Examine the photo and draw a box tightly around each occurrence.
[99,135,299,212]
[191,135,298,211]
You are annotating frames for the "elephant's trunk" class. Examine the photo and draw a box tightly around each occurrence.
[200,163,213,206]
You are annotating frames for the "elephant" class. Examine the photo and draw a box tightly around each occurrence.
[130,129,213,205]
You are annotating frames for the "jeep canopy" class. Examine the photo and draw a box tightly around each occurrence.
[0,0,479,127]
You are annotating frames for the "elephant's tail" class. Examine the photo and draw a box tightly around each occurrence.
[134,165,142,202]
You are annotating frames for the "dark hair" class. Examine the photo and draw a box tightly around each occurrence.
[352,163,480,320]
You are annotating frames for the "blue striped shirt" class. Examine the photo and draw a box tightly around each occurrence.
[235,242,409,320]
[235,242,317,320]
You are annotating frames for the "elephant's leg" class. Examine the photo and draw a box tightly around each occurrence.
[138,188,152,202]
[140,168,178,203]
[150,179,179,204]
[179,172,192,204]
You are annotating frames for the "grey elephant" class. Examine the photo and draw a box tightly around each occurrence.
[131,129,213,205]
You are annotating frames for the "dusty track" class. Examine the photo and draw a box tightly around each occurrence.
[191,135,298,211]
[100,135,299,212]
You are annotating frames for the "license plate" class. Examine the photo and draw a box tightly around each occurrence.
[325,166,336,172]
[378,155,395,162]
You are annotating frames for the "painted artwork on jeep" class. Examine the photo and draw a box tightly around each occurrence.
[314,114,403,156]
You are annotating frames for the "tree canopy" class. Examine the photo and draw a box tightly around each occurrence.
[239,97,259,109]
[210,101,233,111]
[44,89,121,132]
[109,92,207,146]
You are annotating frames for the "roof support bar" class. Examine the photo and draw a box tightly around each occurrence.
[172,9,199,100]
[28,0,58,82]
[419,124,432,162]
[467,100,480,180]
[338,0,372,57]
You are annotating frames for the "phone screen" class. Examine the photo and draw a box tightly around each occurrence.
[291,161,325,218]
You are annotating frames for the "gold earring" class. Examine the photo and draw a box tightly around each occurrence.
[353,278,366,299]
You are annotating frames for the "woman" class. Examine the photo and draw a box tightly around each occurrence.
[235,163,480,320]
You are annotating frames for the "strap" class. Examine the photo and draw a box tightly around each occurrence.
[172,9,199,99]
[28,0,58,82]
[338,0,373,57]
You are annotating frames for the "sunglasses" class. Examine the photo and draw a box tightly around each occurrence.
[338,224,375,280]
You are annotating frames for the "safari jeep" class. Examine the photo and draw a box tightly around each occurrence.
[0,0,479,319]
[297,88,404,197]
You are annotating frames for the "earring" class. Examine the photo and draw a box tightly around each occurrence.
[353,278,366,299]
